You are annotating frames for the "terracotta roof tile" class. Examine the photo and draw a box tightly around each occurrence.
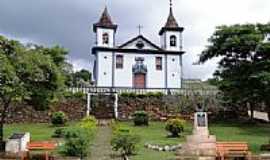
[164,8,179,28]
[93,7,117,32]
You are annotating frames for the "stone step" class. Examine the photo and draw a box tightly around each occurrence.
[186,135,216,144]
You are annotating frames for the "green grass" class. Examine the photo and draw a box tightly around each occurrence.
[4,123,56,141]
[118,121,192,160]
[118,121,270,159]
[3,121,270,159]
[209,122,270,154]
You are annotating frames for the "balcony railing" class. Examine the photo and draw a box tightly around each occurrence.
[68,86,219,96]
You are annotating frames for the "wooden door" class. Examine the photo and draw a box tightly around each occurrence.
[133,73,146,88]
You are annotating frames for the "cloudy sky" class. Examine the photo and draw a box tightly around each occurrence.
[0,0,269,80]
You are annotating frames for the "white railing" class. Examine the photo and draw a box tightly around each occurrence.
[68,87,219,96]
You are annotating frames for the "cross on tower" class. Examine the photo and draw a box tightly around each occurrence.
[137,25,143,35]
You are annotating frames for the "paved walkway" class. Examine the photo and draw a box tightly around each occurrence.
[89,126,120,160]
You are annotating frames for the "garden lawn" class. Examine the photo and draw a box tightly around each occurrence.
[119,121,270,160]
[118,121,192,160]
[4,121,270,159]
[209,122,270,154]
[4,123,59,141]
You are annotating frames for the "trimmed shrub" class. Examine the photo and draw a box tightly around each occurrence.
[79,116,97,130]
[165,118,185,137]
[51,111,68,126]
[133,111,149,126]
[60,127,92,158]
[145,92,164,98]
[120,92,137,98]
[52,128,66,138]
[120,92,164,98]
[111,130,140,156]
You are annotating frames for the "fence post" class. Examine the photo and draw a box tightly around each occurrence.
[114,93,119,119]
[86,93,91,116]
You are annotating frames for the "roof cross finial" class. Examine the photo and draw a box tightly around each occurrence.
[137,25,143,35]
[169,0,173,12]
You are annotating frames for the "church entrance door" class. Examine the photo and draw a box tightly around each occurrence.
[133,73,146,88]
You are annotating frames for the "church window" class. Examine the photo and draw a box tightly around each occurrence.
[170,35,177,47]
[156,57,162,70]
[172,58,175,62]
[116,55,123,69]
[102,33,109,44]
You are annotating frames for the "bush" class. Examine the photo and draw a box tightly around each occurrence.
[63,91,85,100]
[73,92,85,99]
[111,131,140,156]
[52,128,66,138]
[165,118,185,137]
[133,111,149,126]
[51,111,68,126]
[120,92,164,98]
[120,92,137,98]
[79,116,97,131]
[60,127,92,158]
[145,92,164,98]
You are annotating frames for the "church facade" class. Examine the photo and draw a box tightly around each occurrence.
[92,2,185,89]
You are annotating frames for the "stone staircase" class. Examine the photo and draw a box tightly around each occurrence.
[91,95,115,119]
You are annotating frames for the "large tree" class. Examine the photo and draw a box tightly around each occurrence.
[199,23,270,121]
[0,35,68,147]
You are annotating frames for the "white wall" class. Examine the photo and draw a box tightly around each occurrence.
[114,53,166,88]
[96,51,113,87]
[96,28,115,47]
[167,55,182,88]
[96,51,182,88]
[160,33,166,49]
[164,31,181,51]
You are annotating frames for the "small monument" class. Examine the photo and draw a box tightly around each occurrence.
[176,104,216,160]
[5,133,30,153]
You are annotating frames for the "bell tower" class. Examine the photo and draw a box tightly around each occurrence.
[159,0,184,52]
[93,6,117,48]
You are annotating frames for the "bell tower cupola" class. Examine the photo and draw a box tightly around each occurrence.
[93,6,117,48]
[159,0,184,51]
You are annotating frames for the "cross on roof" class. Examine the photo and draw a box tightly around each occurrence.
[137,25,143,35]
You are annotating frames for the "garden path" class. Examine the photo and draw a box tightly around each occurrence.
[89,125,121,160]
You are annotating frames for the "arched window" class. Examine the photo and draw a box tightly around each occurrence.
[170,35,177,47]
[102,33,109,44]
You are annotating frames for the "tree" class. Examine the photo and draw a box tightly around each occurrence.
[21,46,67,110]
[72,69,92,87]
[0,35,68,148]
[198,23,270,121]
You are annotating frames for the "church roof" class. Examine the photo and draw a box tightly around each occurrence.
[164,7,179,28]
[93,6,117,32]
[159,1,184,35]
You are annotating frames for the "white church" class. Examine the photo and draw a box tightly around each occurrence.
[92,1,185,89]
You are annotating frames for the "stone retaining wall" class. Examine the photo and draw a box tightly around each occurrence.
[2,94,220,123]
[116,95,220,120]
[4,98,86,124]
